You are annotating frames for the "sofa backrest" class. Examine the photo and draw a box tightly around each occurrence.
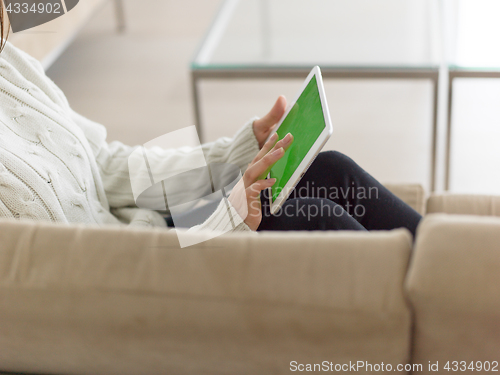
[386,184,426,215]
[427,193,500,217]
[406,214,500,373]
[0,219,413,375]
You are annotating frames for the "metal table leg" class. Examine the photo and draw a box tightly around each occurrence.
[114,0,126,33]
[191,71,204,142]
[191,68,440,191]
[430,73,439,192]
[445,73,455,191]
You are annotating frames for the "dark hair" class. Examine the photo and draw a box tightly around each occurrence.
[0,1,8,52]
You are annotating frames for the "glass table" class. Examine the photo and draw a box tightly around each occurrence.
[191,0,442,190]
[445,0,500,189]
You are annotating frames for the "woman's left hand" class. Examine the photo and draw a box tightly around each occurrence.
[229,131,293,231]
[253,96,287,149]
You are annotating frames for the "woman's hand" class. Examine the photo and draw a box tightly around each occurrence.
[253,96,287,148]
[229,131,294,231]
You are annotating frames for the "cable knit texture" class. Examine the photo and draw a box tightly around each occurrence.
[0,42,259,231]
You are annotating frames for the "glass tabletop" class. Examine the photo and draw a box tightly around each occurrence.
[193,0,441,71]
[447,0,500,71]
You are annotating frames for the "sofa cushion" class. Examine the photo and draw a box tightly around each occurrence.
[406,214,500,367]
[0,220,413,375]
[427,193,500,216]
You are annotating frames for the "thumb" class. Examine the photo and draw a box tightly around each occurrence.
[257,96,286,128]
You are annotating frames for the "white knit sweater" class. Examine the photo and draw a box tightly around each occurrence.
[0,42,259,232]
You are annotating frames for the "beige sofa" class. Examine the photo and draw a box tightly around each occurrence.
[0,185,499,375]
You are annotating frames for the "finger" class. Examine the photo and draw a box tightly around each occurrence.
[252,131,294,165]
[261,132,294,161]
[246,133,294,186]
[244,147,284,186]
[246,132,294,185]
[278,132,294,152]
[247,178,276,200]
[252,132,278,164]
[254,96,287,130]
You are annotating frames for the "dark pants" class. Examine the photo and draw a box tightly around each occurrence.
[166,151,422,237]
[258,151,422,237]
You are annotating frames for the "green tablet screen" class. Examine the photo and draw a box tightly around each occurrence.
[270,75,326,203]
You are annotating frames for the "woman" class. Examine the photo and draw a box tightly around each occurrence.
[0,8,421,236]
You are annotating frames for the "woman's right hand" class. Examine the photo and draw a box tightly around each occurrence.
[229,132,294,231]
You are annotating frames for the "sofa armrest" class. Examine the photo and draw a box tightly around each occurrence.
[0,219,413,375]
[427,193,500,216]
[385,183,426,215]
[406,214,500,364]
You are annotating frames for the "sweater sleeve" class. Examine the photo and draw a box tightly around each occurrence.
[83,116,260,210]
[188,196,256,234]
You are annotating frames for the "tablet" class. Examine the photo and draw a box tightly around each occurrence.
[268,66,333,215]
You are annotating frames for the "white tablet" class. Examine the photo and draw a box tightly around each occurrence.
[268,66,333,215]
